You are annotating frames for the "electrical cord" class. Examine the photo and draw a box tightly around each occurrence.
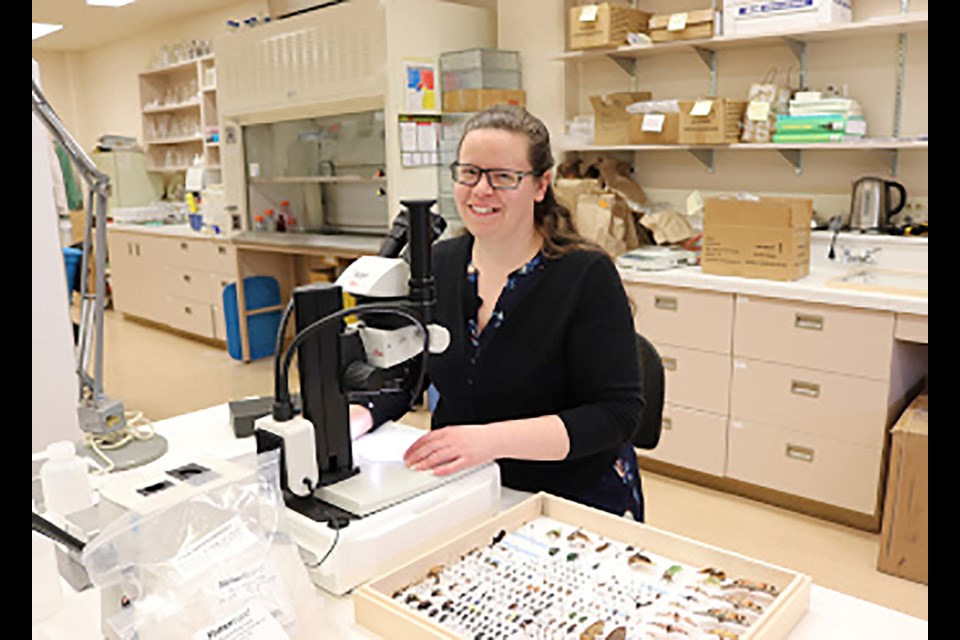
[82,410,156,474]
[299,478,341,569]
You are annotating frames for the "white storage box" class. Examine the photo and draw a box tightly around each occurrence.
[724,0,852,36]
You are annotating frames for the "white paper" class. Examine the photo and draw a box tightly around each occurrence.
[399,122,417,152]
[168,517,260,583]
[191,602,289,640]
[417,122,438,152]
[668,12,688,31]
[401,152,415,167]
[352,422,424,463]
[579,5,599,21]
[747,100,771,121]
[641,113,665,132]
[690,100,714,117]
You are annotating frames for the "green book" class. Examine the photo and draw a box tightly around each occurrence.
[771,132,864,143]
[776,115,866,135]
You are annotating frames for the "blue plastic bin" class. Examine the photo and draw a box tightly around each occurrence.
[63,247,82,299]
[222,276,283,361]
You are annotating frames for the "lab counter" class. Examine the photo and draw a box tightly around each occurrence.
[32,404,928,639]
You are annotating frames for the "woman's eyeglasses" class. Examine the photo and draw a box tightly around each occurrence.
[450,162,539,190]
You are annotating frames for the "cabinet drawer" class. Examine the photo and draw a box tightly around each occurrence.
[726,419,882,514]
[163,266,211,304]
[733,295,894,379]
[626,283,734,354]
[212,304,228,342]
[169,237,236,272]
[210,273,235,307]
[731,359,889,448]
[165,296,216,339]
[659,344,731,415]
[639,404,726,477]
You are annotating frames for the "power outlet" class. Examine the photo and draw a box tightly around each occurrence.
[903,199,928,223]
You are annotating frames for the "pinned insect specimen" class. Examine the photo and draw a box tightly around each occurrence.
[662,564,683,582]
[698,567,727,582]
[698,608,747,625]
[605,627,627,640]
[650,621,689,635]
[656,610,696,627]
[580,620,605,640]
[547,529,563,540]
[628,552,654,568]
[596,542,611,553]
[721,594,765,612]
[725,579,780,596]
[426,565,445,583]
[706,629,740,639]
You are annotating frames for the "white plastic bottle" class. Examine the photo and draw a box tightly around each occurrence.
[40,441,93,522]
[32,500,63,623]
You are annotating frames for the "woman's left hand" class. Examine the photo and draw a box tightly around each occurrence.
[403,425,498,476]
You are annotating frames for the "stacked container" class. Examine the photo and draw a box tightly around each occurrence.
[438,49,522,224]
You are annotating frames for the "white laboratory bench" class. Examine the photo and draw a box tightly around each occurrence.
[32,404,928,639]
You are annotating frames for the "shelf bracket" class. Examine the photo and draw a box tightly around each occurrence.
[782,38,807,88]
[692,47,718,96]
[778,149,803,174]
[891,149,900,177]
[688,149,715,173]
[608,55,637,76]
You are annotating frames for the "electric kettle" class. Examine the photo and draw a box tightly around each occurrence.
[849,176,907,232]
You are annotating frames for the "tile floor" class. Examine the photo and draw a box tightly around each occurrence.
[97,309,927,620]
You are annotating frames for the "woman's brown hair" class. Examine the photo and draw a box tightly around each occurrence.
[458,104,607,259]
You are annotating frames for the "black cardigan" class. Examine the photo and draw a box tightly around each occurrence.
[368,234,643,500]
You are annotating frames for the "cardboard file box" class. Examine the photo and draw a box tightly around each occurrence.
[569,3,652,50]
[877,392,928,584]
[442,89,526,113]
[590,91,653,145]
[724,0,853,37]
[629,111,681,144]
[649,9,717,42]
[679,98,747,144]
[702,196,813,281]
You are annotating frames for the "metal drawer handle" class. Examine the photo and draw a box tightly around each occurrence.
[790,380,820,398]
[183,274,192,283]
[794,313,823,331]
[184,306,193,315]
[218,246,227,254]
[180,242,189,250]
[655,295,678,311]
[662,357,677,372]
[786,444,815,463]
[662,417,672,431]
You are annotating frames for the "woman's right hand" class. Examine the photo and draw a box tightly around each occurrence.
[349,404,374,441]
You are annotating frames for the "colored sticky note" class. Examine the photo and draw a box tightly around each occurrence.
[421,69,435,90]
[407,67,421,89]
[423,90,436,110]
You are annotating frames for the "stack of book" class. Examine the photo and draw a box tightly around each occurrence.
[773,97,867,143]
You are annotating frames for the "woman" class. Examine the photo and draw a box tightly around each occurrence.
[350,104,644,520]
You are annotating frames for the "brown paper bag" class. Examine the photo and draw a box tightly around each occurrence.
[575,193,637,256]
[741,67,793,143]
[554,178,604,215]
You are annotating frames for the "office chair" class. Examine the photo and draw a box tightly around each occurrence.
[632,333,664,450]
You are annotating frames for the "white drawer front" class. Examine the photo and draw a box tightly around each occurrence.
[626,283,734,354]
[164,266,210,304]
[168,238,236,272]
[731,358,889,448]
[210,273,235,307]
[733,295,894,379]
[165,296,216,339]
[726,419,882,514]
[640,404,726,477]
[659,344,731,415]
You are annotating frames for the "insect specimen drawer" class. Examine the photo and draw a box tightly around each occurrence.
[354,493,812,639]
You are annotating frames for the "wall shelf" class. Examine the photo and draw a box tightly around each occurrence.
[142,100,201,114]
[248,175,387,185]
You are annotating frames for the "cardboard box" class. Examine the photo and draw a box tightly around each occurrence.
[649,9,717,42]
[356,493,813,640]
[679,98,746,144]
[702,195,813,281]
[569,3,652,50]
[590,91,653,145]
[628,111,680,144]
[442,89,526,113]
[724,0,852,36]
[877,393,928,584]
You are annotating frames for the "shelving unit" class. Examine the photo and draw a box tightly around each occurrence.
[139,53,219,180]
[556,10,928,176]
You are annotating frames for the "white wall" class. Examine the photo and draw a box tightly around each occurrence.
[33,60,82,453]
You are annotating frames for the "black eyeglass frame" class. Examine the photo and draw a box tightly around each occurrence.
[449,161,542,190]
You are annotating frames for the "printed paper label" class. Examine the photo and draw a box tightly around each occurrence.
[641,113,666,132]
[168,517,260,583]
[690,100,714,117]
[192,602,289,640]
[668,12,689,31]
[747,100,771,121]
[579,5,599,21]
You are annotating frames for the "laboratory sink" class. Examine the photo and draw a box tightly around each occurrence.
[825,268,928,297]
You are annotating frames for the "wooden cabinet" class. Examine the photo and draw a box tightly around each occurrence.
[107,228,235,341]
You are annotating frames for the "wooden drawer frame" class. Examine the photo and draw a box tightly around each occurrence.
[626,283,734,354]
[355,493,811,639]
